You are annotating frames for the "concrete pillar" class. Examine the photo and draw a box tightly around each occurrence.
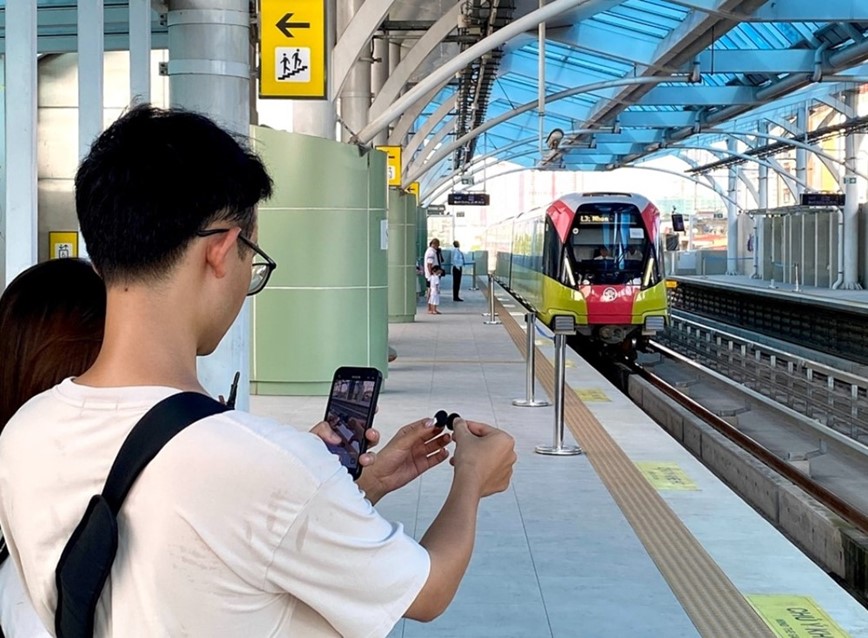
[338,0,371,142]
[129,0,152,103]
[842,90,863,289]
[78,0,105,161]
[796,105,808,196]
[754,123,769,279]
[371,34,390,146]
[167,0,254,409]
[292,0,337,138]
[250,127,388,394]
[4,2,37,286]
[726,138,739,275]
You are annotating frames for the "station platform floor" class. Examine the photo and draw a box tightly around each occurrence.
[250,285,868,638]
[672,273,868,309]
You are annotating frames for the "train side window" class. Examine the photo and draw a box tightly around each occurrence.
[543,219,561,278]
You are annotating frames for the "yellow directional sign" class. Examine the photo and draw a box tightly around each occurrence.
[260,0,327,99]
[376,146,402,187]
[407,182,420,202]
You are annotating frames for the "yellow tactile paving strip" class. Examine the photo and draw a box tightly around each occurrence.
[492,294,775,638]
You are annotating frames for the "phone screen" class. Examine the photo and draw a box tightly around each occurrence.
[323,367,383,479]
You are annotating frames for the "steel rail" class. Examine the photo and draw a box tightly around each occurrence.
[636,342,868,536]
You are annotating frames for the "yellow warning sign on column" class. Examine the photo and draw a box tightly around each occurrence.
[407,182,420,201]
[49,231,79,259]
[260,0,327,99]
[376,146,402,187]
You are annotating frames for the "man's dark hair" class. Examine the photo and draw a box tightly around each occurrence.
[75,104,273,285]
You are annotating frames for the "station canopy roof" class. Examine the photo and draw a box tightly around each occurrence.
[404,0,868,192]
[3,1,868,193]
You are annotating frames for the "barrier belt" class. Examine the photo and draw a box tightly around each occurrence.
[490,292,774,638]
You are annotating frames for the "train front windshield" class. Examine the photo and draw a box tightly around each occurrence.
[562,202,661,288]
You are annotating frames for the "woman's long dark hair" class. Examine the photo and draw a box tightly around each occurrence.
[0,259,105,431]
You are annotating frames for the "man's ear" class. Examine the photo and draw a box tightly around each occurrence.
[203,228,241,279]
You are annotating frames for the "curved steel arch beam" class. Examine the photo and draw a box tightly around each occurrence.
[331,0,398,102]
[404,100,455,170]
[424,164,532,205]
[708,129,868,182]
[403,75,688,187]
[628,165,744,212]
[388,78,451,145]
[411,118,457,173]
[423,128,603,198]
[665,150,757,205]
[370,2,462,120]
[661,143,804,199]
[356,0,610,144]
[678,155,732,205]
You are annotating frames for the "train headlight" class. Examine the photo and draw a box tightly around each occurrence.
[552,315,576,335]
[643,316,666,335]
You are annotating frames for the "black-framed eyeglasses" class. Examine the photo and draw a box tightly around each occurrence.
[196,228,277,296]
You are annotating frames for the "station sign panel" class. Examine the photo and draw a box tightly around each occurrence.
[376,146,402,187]
[49,231,79,259]
[427,204,446,215]
[800,192,845,207]
[447,192,490,206]
[260,0,327,99]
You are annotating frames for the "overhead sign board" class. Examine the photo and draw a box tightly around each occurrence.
[427,204,446,214]
[800,192,845,207]
[447,192,490,206]
[376,146,402,187]
[260,0,327,99]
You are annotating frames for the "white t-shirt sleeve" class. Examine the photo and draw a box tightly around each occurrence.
[265,469,430,638]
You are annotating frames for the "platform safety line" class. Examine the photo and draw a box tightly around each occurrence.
[491,293,775,638]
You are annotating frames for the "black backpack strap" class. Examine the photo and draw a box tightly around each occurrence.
[55,391,228,638]
[102,392,228,512]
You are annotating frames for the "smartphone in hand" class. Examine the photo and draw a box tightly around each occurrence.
[323,367,383,479]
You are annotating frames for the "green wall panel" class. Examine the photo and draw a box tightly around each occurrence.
[250,127,388,395]
[387,189,416,322]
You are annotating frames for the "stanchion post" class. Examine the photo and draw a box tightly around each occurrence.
[483,274,501,325]
[536,316,582,456]
[513,311,549,408]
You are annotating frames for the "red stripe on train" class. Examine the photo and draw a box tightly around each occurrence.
[547,199,575,244]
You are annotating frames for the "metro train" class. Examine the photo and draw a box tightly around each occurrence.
[484,192,669,350]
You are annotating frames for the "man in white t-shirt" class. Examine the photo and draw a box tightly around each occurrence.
[0,106,516,637]
[424,238,441,282]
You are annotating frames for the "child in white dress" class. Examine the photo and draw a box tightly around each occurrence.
[428,266,443,314]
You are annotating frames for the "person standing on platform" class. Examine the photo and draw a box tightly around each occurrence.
[424,238,441,282]
[450,240,465,302]
[428,266,444,315]
[0,105,517,638]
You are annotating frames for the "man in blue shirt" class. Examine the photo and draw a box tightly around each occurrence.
[451,240,465,302]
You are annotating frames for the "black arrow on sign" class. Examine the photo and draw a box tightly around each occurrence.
[276,13,311,38]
